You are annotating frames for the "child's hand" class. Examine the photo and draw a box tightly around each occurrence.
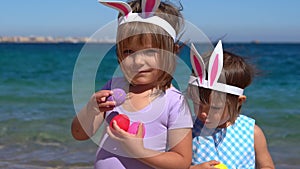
[107,120,145,158]
[88,90,116,113]
[191,160,220,169]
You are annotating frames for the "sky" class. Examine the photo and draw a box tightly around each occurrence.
[1,0,300,42]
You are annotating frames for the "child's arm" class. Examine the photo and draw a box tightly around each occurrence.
[71,90,115,140]
[108,122,192,169]
[142,128,192,169]
[254,125,275,169]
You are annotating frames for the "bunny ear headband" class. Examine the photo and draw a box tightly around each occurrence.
[189,40,244,96]
[99,0,176,41]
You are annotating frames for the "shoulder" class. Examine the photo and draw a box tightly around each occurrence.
[165,87,185,105]
[254,124,266,140]
[166,86,184,98]
[254,124,269,148]
[165,87,193,129]
[236,115,255,126]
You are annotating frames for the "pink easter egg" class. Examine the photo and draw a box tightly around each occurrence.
[128,122,145,138]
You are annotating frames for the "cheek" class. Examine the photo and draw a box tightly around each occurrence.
[206,109,223,121]
[120,58,133,73]
[120,57,132,67]
[220,112,230,123]
[154,69,162,78]
[147,57,160,70]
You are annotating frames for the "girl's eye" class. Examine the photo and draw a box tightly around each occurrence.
[210,106,221,110]
[144,49,158,56]
[123,49,134,56]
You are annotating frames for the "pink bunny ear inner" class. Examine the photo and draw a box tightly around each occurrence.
[193,55,204,84]
[209,54,219,86]
[142,0,160,17]
[100,1,132,16]
[107,2,130,15]
[190,43,206,84]
[145,0,155,12]
[208,40,223,87]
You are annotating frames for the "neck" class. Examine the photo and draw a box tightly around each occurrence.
[123,84,161,112]
[129,83,156,94]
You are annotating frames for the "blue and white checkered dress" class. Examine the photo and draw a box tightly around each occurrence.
[192,115,255,169]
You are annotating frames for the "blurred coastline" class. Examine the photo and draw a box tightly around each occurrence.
[0,36,115,44]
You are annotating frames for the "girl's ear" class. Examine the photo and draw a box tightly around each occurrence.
[190,43,206,84]
[142,0,160,17]
[99,0,132,16]
[238,95,247,105]
[208,40,223,87]
[173,44,180,54]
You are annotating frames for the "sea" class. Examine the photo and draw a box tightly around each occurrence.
[0,42,299,169]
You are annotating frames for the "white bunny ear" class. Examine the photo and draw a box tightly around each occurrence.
[99,0,132,16]
[190,43,206,84]
[208,40,223,87]
[142,0,160,17]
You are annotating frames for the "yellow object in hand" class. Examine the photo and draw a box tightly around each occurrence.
[214,163,228,169]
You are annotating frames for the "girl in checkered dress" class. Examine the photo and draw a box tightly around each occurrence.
[187,42,274,169]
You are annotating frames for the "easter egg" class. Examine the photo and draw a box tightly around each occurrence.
[107,88,126,106]
[110,114,130,131]
[214,163,228,169]
[128,122,145,137]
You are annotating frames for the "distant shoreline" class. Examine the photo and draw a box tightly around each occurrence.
[0,36,299,44]
[0,36,115,44]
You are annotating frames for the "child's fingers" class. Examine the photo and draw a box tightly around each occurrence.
[96,100,116,112]
[108,121,132,140]
[98,101,116,108]
[136,122,145,138]
[106,126,122,141]
[108,121,126,138]
[209,160,220,168]
[209,160,220,165]
[94,90,113,102]
[112,120,129,134]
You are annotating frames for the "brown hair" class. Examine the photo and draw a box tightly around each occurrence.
[116,0,184,91]
[188,51,256,123]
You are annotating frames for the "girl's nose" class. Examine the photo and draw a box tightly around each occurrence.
[198,112,207,120]
[132,52,145,65]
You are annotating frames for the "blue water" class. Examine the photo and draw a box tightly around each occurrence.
[0,43,299,168]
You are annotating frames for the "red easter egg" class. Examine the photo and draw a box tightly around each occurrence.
[110,114,130,131]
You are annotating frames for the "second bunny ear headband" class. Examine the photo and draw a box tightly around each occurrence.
[99,0,176,41]
[189,40,244,96]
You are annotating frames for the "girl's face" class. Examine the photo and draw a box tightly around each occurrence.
[193,101,229,129]
[119,37,161,86]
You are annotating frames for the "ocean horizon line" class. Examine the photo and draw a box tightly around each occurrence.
[1,36,300,44]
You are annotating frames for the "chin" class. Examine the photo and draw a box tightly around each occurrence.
[131,79,155,85]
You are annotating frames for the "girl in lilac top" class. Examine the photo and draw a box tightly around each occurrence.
[71,0,193,168]
[95,78,192,169]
